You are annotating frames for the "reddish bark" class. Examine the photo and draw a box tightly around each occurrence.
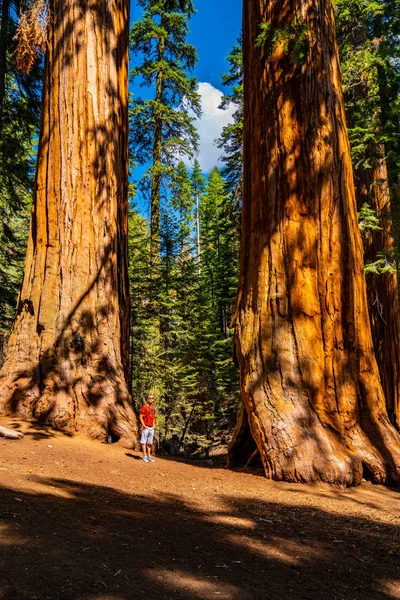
[233,0,400,485]
[355,147,400,429]
[0,0,139,446]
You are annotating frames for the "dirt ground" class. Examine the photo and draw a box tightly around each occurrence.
[0,418,399,600]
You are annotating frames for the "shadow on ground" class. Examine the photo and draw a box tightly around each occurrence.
[0,477,399,600]
[6,420,72,441]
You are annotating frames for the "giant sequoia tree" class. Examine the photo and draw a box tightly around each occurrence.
[0,0,139,445]
[234,0,400,485]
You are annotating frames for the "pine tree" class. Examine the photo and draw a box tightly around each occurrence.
[160,165,195,440]
[336,0,400,426]
[0,0,42,351]
[336,0,400,189]
[127,164,241,453]
[217,35,243,198]
[130,0,201,262]
[192,168,240,450]
[191,158,205,267]
[128,206,157,406]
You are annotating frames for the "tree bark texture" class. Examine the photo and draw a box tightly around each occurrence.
[0,0,139,446]
[355,146,400,429]
[234,0,400,485]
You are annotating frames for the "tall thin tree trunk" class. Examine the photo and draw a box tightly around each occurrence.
[196,192,201,272]
[0,0,138,446]
[150,33,165,266]
[233,0,400,485]
[355,145,400,429]
[0,0,10,127]
[343,16,400,430]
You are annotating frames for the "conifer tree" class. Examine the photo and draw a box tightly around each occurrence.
[128,207,157,405]
[191,158,205,266]
[130,0,201,263]
[128,164,241,451]
[217,36,243,198]
[160,163,198,440]
[194,168,240,445]
[336,0,400,426]
[0,0,42,356]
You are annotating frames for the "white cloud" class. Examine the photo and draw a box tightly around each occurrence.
[186,81,236,173]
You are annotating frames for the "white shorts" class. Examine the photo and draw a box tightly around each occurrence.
[140,427,155,445]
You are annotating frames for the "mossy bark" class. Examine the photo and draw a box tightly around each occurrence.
[0,0,139,446]
[234,0,400,485]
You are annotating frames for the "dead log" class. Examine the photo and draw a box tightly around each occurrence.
[0,425,24,439]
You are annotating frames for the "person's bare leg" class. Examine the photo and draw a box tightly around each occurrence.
[142,443,148,459]
[147,443,155,461]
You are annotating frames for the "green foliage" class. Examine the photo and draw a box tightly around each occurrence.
[128,166,240,453]
[129,0,201,200]
[192,167,240,446]
[0,1,42,335]
[357,204,398,275]
[191,158,205,200]
[364,252,397,275]
[255,19,309,65]
[191,158,205,269]
[255,22,272,48]
[128,207,158,408]
[336,0,400,279]
[357,202,382,233]
[128,1,241,452]
[217,36,243,197]
[335,0,400,179]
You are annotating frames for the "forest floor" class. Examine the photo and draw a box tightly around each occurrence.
[0,418,399,600]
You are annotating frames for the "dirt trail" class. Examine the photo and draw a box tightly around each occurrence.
[0,418,399,600]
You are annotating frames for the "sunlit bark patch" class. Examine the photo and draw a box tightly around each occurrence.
[232,0,400,485]
[0,0,138,447]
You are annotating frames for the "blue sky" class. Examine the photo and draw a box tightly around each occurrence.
[129,0,242,201]
[130,0,242,93]
[186,0,242,93]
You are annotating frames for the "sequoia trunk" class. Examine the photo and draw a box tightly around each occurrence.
[0,0,139,445]
[355,146,400,428]
[234,0,400,485]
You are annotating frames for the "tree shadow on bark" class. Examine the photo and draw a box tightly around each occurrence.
[234,0,400,485]
[0,0,136,443]
[1,244,135,442]
[0,477,399,599]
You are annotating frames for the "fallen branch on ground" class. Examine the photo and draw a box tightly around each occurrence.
[0,426,24,440]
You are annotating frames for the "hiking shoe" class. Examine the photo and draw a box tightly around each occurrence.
[142,457,149,462]
[148,457,155,463]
